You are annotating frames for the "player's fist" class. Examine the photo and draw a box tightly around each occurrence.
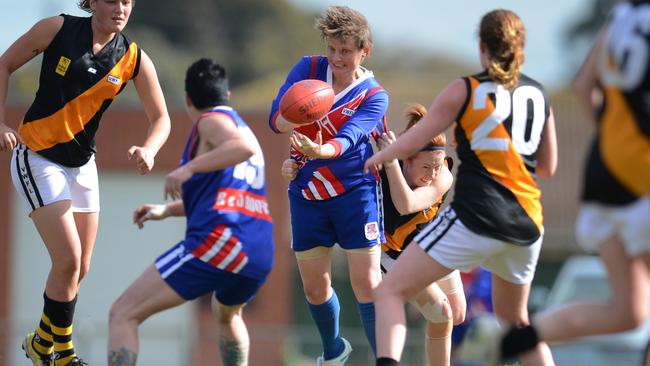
[128,146,154,175]
[281,159,299,182]
[0,123,21,152]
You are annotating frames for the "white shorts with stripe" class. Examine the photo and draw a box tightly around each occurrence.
[575,196,650,256]
[414,207,542,285]
[10,144,100,214]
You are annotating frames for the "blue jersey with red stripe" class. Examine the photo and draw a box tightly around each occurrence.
[181,106,274,280]
[269,55,389,200]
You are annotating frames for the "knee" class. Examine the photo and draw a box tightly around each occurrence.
[375,280,407,303]
[351,276,376,301]
[451,300,466,325]
[303,284,331,304]
[216,304,243,326]
[109,296,138,327]
[78,261,91,283]
[52,254,82,280]
[494,308,529,328]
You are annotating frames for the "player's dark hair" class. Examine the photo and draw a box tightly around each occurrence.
[185,58,229,110]
[479,9,525,89]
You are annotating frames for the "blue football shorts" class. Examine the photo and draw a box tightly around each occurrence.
[289,181,384,252]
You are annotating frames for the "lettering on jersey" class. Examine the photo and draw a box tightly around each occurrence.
[55,56,71,76]
[342,107,355,117]
[365,221,380,240]
[107,75,121,85]
[214,188,272,222]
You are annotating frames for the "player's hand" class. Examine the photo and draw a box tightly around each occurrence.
[164,165,192,200]
[133,203,169,229]
[364,152,384,174]
[376,131,397,150]
[128,146,154,175]
[0,123,22,152]
[290,130,323,159]
[281,159,299,182]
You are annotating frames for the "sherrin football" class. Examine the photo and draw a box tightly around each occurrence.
[279,79,335,125]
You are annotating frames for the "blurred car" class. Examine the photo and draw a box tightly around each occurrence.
[539,255,650,366]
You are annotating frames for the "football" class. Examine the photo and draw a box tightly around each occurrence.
[279,79,335,125]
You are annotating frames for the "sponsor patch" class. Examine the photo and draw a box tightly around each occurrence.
[88,67,97,74]
[365,221,379,240]
[107,75,121,85]
[342,107,355,116]
[55,56,71,76]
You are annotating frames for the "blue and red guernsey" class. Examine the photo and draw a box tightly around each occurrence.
[269,55,389,200]
[181,106,274,280]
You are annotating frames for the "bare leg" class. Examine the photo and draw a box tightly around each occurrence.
[410,283,453,366]
[296,255,333,305]
[491,275,555,366]
[108,265,186,366]
[73,211,98,285]
[212,298,249,366]
[31,200,81,301]
[375,244,453,361]
[534,237,649,341]
[347,247,382,303]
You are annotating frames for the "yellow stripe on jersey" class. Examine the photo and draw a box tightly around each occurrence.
[462,77,543,231]
[19,42,139,152]
[601,87,650,196]
[382,202,440,253]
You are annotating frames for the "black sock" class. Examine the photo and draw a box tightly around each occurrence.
[500,324,540,361]
[46,293,78,366]
[376,357,400,366]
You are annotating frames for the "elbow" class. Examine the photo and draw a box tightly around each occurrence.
[536,163,557,178]
[394,203,418,216]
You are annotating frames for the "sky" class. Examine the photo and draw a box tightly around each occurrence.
[0,0,593,90]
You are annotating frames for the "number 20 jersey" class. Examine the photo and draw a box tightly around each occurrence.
[452,71,551,245]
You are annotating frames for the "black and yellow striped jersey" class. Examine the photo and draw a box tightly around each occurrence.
[381,157,452,258]
[451,71,550,245]
[583,0,650,205]
[19,14,141,167]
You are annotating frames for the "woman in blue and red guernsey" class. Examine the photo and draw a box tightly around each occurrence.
[268,5,388,364]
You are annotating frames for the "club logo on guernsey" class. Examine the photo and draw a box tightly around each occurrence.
[107,75,121,85]
[365,221,379,240]
[55,56,71,76]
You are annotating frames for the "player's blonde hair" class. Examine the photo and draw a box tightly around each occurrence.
[78,0,135,13]
[403,103,446,150]
[479,9,525,89]
[315,6,373,50]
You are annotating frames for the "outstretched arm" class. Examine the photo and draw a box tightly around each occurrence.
[364,79,466,172]
[131,50,171,174]
[0,16,63,151]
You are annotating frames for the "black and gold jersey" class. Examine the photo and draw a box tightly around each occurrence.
[451,71,550,245]
[583,1,650,205]
[381,157,452,258]
[19,14,141,167]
